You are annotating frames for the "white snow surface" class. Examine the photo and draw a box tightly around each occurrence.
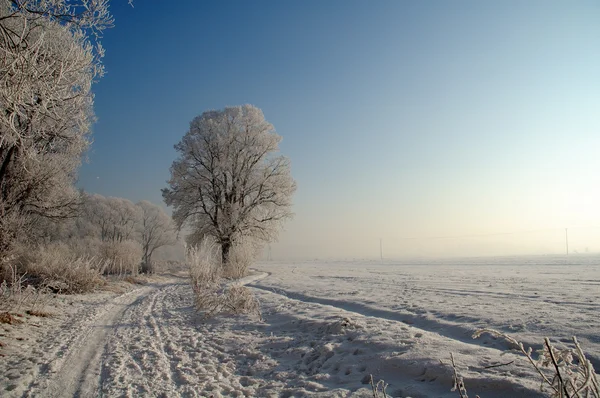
[1,255,598,397]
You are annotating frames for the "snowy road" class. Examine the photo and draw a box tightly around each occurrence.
[20,280,170,397]
[40,285,156,397]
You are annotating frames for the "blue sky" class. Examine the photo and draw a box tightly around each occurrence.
[79,0,600,259]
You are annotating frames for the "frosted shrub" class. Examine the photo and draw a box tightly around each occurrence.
[187,237,221,288]
[0,253,15,284]
[187,238,261,319]
[194,284,261,320]
[99,240,143,275]
[220,284,261,318]
[0,261,26,312]
[12,243,104,294]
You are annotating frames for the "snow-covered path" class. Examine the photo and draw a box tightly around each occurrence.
[36,284,156,397]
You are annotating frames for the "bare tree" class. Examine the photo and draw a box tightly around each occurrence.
[0,0,112,251]
[28,192,177,272]
[83,194,112,241]
[163,105,296,266]
[84,194,140,242]
[111,197,140,242]
[136,200,176,273]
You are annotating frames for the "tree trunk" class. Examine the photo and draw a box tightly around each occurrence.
[221,240,231,266]
[141,261,153,274]
[141,249,154,274]
[0,145,16,199]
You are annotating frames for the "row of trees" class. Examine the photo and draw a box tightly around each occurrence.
[88,195,178,272]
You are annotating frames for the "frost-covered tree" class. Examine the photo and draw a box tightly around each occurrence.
[0,0,112,251]
[163,105,296,266]
[111,197,140,242]
[136,200,177,273]
[30,192,178,270]
[82,194,112,240]
[84,194,140,242]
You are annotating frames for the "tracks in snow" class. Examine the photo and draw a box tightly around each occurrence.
[20,272,271,398]
[25,279,190,398]
[248,276,600,370]
[248,281,514,353]
[99,280,199,397]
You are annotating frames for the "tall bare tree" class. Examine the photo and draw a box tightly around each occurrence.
[163,105,296,266]
[84,194,141,242]
[137,200,176,273]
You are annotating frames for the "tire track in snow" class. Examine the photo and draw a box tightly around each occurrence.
[30,285,155,398]
[148,283,192,388]
[99,279,203,397]
[142,287,178,390]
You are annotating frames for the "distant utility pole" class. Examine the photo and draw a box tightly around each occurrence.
[268,244,272,261]
[565,228,569,256]
[380,238,383,261]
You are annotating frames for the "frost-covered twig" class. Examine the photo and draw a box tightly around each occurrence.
[483,360,514,369]
[571,337,600,397]
[544,338,570,398]
[474,329,600,398]
[474,328,557,393]
[369,374,388,398]
[450,353,471,398]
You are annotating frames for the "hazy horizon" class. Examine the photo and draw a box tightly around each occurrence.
[78,0,600,260]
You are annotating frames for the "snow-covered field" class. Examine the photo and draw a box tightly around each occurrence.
[1,255,598,397]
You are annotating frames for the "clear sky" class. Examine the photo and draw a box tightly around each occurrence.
[78,0,600,259]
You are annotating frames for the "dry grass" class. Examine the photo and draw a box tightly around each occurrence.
[1,259,59,321]
[123,275,146,285]
[99,240,143,276]
[65,237,103,259]
[9,243,105,294]
[0,312,23,325]
[447,352,474,398]
[365,329,599,398]
[26,309,53,317]
[0,262,28,312]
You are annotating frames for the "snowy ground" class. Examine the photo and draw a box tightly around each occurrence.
[1,255,597,397]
